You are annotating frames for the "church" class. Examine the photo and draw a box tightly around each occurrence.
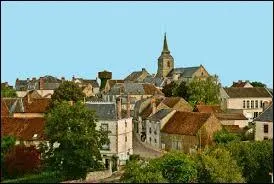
[124,33,210,88]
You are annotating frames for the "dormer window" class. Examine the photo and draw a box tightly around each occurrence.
[33,134,38,139]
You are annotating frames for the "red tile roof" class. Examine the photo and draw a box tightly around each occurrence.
[161,111,212,136]
[1,117,46,141]
[22,97,50,113]
[215,113,248,120]
[194,105,222,113]
[1,99,10,116]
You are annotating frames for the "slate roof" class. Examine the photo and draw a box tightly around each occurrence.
[1,117,46,141]
[75,78,99,87]
[143,76,164,87]
[194,105,222,113]
[254,104,273,122]
[147,109,173,121]
[231,81,252,87]
[85,102,117,120]
[108,83,164,96]
[167,66,200,78]
[161,111,212,136]
[140,98,163,118]
[223,125,243,134]
[223,87,272,98]
[107,80,125,89]
[215,113,248,120]
[124,69,149,82]
[42,75,62,83]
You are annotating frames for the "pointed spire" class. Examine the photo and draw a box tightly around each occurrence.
[162,32,170,54]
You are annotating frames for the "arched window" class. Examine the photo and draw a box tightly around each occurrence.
[167,61,170,67]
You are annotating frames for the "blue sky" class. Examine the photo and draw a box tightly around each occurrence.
[1,2,273,88]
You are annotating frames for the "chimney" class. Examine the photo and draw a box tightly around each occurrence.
[32,77,36,81]
[117,97,122,119]
[27,92,32,104]
[27,78,30,82]
[39,77,45,90]
[16,78,19,81]
[239,80,242,83]
[151,97,156,114]
[72,75,75,81]
[142,68,145,72]
[61,77,65,82]
[127,94,130,118]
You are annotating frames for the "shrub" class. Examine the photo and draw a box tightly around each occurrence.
[3,144,41,179]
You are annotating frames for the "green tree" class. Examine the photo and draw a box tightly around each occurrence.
[1,85,17,98]
[49,81,85,108]
[121,160,167,183]
[223,140,273,183]
[250,81,266,87]
[172,81,190,100]
[195,147,245,183]
[213,128,241,144]
[187,75,220,106]
[1,136,16,180]
[162,81,177,97]
[41,101,109,180]
[158,151,197,183]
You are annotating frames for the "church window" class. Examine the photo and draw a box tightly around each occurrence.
[167,61,170,67]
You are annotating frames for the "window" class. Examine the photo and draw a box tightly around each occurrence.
[251,100,254,108]
[125,121,127,128]
[167,61,170,67]
[255,100,258,108]
[149,127,152,134]
[264,124,269,133]
[247,100,250,108]
[264,137,268,140]
[254,112,258,118]
[243,100,246,108]
[149,137,151,143]
[154,139,157,143]
[125,136,127,142]
[260,100,263,108]
[101,124,108,132]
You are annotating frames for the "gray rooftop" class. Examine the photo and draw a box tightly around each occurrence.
[168,66,200,78]
[85,102,117,120]
[147,109,173,121]
[254,104,273,122]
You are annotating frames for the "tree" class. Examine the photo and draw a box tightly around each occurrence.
[187,76,220,106]
[223,140,273,183]
[157,151,197,183]
[172,81,190,100]
[1,136,16,179]
[49,81,85,108]
[121,160,167,183]
[162,81,177,97]
[250,81,266,87]
[1,85,17,98]
[195,147,245,183]
[213,128,241,144]
[3,144,41,179]
[42,101,109,180]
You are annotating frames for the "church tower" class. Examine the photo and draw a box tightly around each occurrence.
[156,33,174,78]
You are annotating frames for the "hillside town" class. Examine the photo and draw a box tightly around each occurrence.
[1,34,273,183]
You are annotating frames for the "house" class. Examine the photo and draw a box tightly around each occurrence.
[215,113,249,128]
[124,68,150,82]
[103,83,164,111]
[231,80,253,88]
[134,96,193,142]
[103,80,125,94]
[122,33,210,89]
[1,117,46,147]
[72,76,100,97]
[193,104,222,113]
[220,87,272,121]
[85,98,133,168]
[1,95,50,118]
[254,103,273,141]
[161,111,222,153]
[15,75,64,98]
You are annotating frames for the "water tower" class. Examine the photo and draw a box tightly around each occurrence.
[98,70,112,91]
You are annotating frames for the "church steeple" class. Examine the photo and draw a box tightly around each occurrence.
[156,33,174,78]
[162,32,170,54]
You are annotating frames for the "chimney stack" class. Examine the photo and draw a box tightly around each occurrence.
[27,78,30,82]
[32,77,36,81]
[127,94,130,118]
[117,97,122,119]
[142,68,145,72]
[151,97,156,114]
[39,77,45,90]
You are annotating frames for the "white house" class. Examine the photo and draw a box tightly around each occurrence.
[254,104,273,141]
[85,98,133,170]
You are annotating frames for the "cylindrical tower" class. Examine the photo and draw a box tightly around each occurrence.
[98,70,112,91]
